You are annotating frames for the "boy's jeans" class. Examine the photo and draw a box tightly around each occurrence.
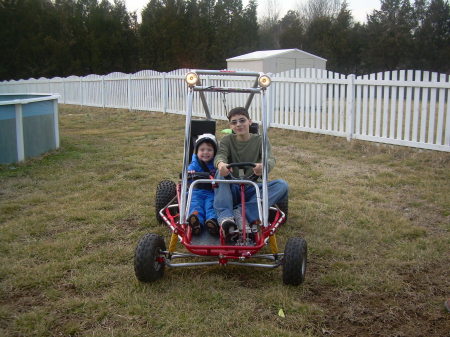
[213,173,288,225]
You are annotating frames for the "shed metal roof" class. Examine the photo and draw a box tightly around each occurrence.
[226,49,327,62]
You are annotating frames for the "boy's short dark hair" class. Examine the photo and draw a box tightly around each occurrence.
[227,107,250,121]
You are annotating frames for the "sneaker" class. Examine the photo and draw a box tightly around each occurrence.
[205,218,219,236]
[233,207,254,233]
[187,213,201,235]
[220,218,238,242]
[250,220,261,233]
[248,220,261,243]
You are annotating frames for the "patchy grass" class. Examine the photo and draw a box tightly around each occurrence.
[0,105,449,337]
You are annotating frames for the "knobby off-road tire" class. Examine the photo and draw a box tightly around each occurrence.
[134,234,166,283]
[269,193,289,224]
[155,180,177,224]
[282,237,307,286]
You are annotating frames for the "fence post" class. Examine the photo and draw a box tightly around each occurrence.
[80,78,83,107]
[268,82,274,127]
[346,74,355,141]
[63,78,66,104]
[163,72,167,114]
[206,75,211,114]
[102,76,105,108]
[128,74,132,111]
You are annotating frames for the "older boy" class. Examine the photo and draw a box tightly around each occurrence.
[213,107,288,240]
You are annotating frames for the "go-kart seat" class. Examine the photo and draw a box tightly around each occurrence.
[189,119,216,160]
[249,122,259,134]
[186,119,218,245]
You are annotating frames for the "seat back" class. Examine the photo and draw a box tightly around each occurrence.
[249,122,259,134]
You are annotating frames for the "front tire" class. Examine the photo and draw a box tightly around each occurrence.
[134,234,166,282]
[282,237,307,285]
[155,180,177,224]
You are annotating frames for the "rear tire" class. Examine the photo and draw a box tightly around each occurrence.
[282,237,307,285]
[269,193,289,223]
[134,234,166,282]
[276,194,289,222]
[155,180,177,224]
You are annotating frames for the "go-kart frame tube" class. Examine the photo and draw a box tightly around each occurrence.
[260,87,270,227]
[179,88,195,225]
[158,203,286,243]
[165,260,282,269]
[194,69,261,77]
[164,252,284,268]
[186,179,263,225]
[194,87,260,94]
[193,69,262,115]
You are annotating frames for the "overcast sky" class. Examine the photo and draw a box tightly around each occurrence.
[124,0,381,23]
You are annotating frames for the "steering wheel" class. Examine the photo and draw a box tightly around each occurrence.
[225,162,259,181]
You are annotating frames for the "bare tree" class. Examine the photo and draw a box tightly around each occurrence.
[297,0,342,25]
[259,0,282,27]
[259,0,283,48]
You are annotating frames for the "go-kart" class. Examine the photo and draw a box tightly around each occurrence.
[134,70,307,285]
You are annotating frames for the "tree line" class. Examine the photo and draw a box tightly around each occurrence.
[0,0,449,81]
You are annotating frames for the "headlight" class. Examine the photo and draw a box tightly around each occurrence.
[258,74,271,88]
[185,72,199,86]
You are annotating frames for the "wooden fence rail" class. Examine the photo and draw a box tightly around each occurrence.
[1,68,449,152]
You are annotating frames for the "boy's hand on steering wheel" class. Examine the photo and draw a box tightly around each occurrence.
[253,163,262,176]
[218,162,230,176]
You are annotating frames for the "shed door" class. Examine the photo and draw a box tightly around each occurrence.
[276,58,296,73]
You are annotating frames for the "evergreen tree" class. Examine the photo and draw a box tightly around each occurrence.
[364,0,415,72]
[279,10,304,49]
[258,0,282,49]
[413,0,450,72]
[329,1,362,74]
[1,0,449,81]
[303,15,334,62]
[0,0,60,80]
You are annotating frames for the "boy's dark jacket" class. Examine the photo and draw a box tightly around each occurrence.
[188,154,216,190]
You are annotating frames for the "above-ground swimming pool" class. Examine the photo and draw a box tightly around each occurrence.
[0,94,60,164]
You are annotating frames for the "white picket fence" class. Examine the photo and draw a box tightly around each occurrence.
[1,68,449,152]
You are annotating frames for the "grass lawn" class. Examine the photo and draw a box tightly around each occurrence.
[1,105,449,337]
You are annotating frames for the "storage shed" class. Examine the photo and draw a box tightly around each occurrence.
[226,49,327,74]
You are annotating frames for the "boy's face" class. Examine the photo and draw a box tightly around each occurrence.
[197,142,215,162]
[229,114,252,136]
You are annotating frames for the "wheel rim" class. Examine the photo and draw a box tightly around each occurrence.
[153,248,163,271]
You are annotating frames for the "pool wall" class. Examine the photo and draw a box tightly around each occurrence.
[0,94,60,164]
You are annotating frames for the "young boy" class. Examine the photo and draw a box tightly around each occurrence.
[187,133,219,235]
[213,107,288,240]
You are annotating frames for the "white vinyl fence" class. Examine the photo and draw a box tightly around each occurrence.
[1,68,449,152]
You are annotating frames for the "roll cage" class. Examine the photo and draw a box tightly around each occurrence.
[179,69,272,229]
